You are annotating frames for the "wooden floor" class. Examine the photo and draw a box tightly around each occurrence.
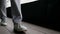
[0,18,60,34]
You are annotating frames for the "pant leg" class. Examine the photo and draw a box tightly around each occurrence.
[0,0,7,22]
[10,0,22,24]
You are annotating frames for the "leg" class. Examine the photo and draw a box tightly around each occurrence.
[11,0,22,24]
[0,0,7,26]
[10,0,27,32]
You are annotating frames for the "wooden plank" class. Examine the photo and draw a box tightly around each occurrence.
[0,26,11,34]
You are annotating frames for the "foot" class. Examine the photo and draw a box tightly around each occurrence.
[14,25,27,33]
[0,22,7,26]
[0,18,7,26]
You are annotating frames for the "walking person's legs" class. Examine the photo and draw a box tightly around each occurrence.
[0,0,27,32]
[0,0,7,26]
[10,0,27,32]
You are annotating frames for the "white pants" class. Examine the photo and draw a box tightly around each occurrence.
[0,0,22,24]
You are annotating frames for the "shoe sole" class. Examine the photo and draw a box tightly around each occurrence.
[14,29,27,34]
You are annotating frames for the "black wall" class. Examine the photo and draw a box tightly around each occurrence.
[7,0,60,31]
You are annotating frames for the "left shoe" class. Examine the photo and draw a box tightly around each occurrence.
[0,18,7,26]
[0,22,7,26]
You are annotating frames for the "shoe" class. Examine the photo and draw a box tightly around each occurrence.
[14,24,27,33]
[0,18,7,26]
[0,22,7,26]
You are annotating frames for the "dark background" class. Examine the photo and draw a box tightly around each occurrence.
[7,0,60,31]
